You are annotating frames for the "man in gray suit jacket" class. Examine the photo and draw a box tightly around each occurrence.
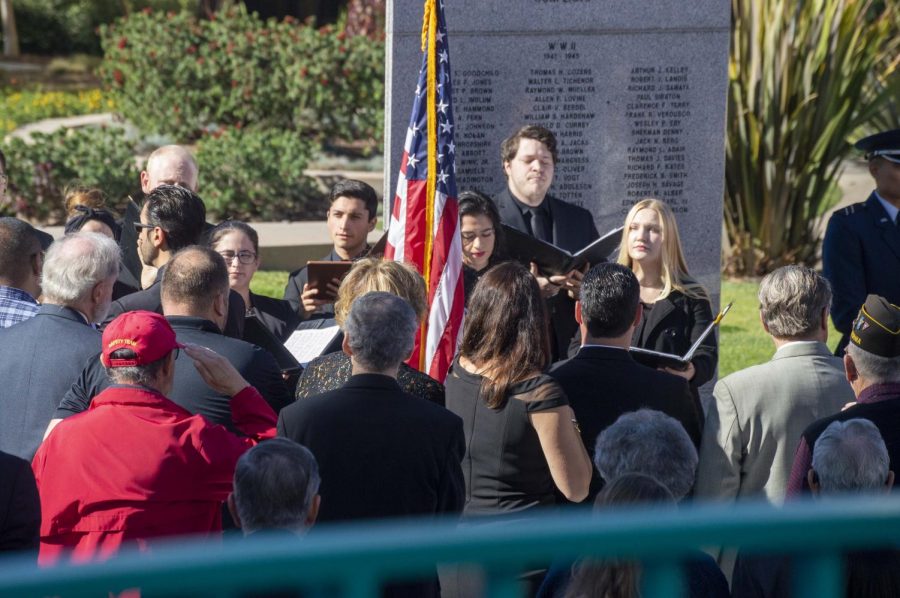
[0,233,119,460]
[694,266,854,581]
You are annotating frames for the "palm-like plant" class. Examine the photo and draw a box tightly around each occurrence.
[725,0,899,275]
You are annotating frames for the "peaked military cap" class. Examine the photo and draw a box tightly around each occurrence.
[855,128,900,164]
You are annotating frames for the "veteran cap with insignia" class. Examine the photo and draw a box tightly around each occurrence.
[855,128,900,164]
[849,295,900,357]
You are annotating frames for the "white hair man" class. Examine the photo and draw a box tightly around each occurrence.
[0,233,119,460]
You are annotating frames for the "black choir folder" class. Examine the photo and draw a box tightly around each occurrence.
[629,302,733,370]
[501,224,624,276]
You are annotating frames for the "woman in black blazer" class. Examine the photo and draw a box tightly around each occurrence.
[619,198,717,394]
[458,190,505,304]
[208,221,299,342]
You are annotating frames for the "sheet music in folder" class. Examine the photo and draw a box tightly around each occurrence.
[284,325,342,366]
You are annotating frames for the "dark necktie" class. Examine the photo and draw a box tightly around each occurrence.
[528,207,551,243]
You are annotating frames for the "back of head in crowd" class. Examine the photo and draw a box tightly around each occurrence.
[330,178,378,222]
[333,258,427,326]
[459,261,550,408]
[594,409,698,501]
[143,184,207,252]
[64,186,120,241]
[758,265,831,340]
[43,232,120,320]
[565,474,674,598]
[344,291,418,373]
[579,262,640,339]
[0,217,43,292]
[161,246,229,316]
[845,295,900,386]
[617,198,706,301]
[230,437,321,535]
[501,124,559,165]
[811,418,894,495]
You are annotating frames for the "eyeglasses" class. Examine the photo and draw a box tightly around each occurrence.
[134,222,156,234]
[219,250,257,265]
[461,229,495,243]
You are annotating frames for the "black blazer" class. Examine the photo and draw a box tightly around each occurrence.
[493,188,599,358]
[549,346,702,499]
[277,374,464,524]
[0,450,40,554]
[247,291,300,343]
[56,316,292,431]
[0,305,100,460]
[104,265,247,339]
[634,291,717,391]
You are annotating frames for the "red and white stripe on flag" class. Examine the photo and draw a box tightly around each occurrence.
[385,0,464,383]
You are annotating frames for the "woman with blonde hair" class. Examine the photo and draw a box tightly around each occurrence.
[294,258,444,405]
[618,198,717,395]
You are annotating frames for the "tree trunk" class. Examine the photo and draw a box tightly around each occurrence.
[1,0,20,57]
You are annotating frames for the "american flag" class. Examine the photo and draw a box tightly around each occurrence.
[386,0,464,382]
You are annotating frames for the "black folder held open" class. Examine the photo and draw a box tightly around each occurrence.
[628,302,733,370]
[501,224,624,276]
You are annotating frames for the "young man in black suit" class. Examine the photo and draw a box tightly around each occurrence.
[283,179,378,321]
[493,125,599,358]
[549,262,703,499]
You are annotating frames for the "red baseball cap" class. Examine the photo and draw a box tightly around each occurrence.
[101,311,184,368]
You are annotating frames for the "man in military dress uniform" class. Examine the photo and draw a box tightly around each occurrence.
[823,128,900,355]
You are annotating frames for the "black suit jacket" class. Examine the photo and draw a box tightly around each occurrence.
[494,188,599,358]
[277,374,465,523]
[248,292,299,343]
[0,450,40,554]
[0,305,100,460]
[549,346,703,499]
[104,265,246,339]
[56,316,292,431]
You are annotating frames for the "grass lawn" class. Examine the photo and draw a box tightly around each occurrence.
[252,272,842,378]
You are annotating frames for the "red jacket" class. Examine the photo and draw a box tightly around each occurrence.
[32,384,276,564]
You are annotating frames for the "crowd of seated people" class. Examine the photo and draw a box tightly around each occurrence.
[1,131,900,598]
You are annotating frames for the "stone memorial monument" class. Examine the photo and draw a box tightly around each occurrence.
[385,0,731,313]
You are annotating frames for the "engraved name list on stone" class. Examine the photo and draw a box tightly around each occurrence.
[453,69,499,191]
[622,64,692,215]
[521,38,596,208]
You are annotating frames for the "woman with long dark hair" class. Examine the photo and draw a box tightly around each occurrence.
[446,261,591,515]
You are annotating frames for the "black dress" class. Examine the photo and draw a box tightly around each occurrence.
[444,359,570,517]
[295,351,445,406]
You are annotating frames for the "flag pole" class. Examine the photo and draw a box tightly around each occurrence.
[419,0,438,372]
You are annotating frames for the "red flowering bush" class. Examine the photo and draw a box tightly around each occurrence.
[98,6,385,144]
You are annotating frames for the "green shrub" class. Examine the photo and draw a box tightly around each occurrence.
[1,126,139,222]
[5,0,189,55]
[98,6,384,144]
[196,127,323,221]
[724,0,900,275]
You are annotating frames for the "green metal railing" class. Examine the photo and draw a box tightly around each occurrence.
[1,497,899,597]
